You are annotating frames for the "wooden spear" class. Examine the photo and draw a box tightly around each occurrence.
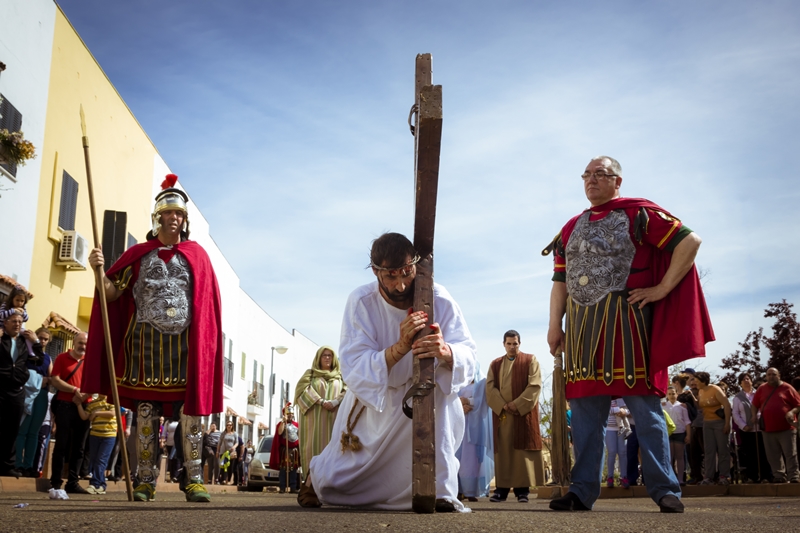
[550,351,571,490]
[79,105,134,501]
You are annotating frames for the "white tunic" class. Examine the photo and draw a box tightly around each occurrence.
[310,282,477,511]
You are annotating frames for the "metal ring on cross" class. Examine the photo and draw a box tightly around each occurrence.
[401,381,434,419]
[408,104,418,136]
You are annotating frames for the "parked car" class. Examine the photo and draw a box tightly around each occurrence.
[246,436,280,490]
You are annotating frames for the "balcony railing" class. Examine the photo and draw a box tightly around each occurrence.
[223,358,235,388]
[248,381,265,407]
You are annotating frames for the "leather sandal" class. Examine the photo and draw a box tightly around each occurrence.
[297,475,322,508]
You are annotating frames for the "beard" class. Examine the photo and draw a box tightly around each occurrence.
[378,278,414,304]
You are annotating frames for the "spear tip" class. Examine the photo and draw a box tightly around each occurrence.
[79,104,87,138]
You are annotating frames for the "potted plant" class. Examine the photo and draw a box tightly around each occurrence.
[0,128,36,167]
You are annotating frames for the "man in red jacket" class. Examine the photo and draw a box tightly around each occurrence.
[545,156,714,514]
[85,175,223,503]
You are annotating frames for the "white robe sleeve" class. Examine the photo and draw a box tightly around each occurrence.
[338,291,392,413]
[433,285,476,396]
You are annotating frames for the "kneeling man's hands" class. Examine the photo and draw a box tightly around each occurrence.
[413,323,453,368]
[398,310,428,353]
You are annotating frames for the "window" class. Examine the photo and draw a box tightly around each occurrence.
[127,232,137,249]
[223,358,234,388]
[102,211,128,272]
[259,363,264,384]
[241,352,246,380]
[45,330,75,360]
[58,171,79,231]
[0,93,23,178]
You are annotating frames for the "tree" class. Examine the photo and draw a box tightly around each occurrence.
[539,395,553,440]
[720,300,800,394]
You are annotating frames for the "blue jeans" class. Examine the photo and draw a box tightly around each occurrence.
[279,468,299,491]
[89,435,116,490]
[626,425,640,484]
[570,395,680,508]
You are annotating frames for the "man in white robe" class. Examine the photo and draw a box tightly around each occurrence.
[300,232,476,512]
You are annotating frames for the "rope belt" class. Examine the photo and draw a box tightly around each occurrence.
[340,399,367,452]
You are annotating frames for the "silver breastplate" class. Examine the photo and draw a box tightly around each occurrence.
[565,210,635,306]
[133,248,193,335]
[286,424,299,443]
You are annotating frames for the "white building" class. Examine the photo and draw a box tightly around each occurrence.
[0,0,56,287]
[0,0,319,444]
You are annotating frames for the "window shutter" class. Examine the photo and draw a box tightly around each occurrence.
[101,210,128,271]
[127,232,138,249]
[0,93,24,177]
[58,171,79,231]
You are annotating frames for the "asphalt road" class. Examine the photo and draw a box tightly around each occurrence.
[0,491,797,533]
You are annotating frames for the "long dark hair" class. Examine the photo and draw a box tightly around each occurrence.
[1,286,28,309]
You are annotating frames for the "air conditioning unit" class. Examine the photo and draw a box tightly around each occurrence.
[56,230,89,269]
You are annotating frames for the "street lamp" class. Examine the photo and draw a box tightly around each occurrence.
[268,345,288,434]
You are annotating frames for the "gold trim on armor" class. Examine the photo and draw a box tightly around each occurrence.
[565,291,652,389]
[113,266,134,291]
[117,379,188,393]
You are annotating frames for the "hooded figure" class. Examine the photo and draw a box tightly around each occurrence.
[456,361,494,499]
[294,346,347,478]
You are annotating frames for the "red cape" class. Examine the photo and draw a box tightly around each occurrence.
[82,238,224,417]
[269,420,299,470]
[562,197,715,372]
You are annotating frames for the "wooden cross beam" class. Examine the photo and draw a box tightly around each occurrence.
[410,53,443,515]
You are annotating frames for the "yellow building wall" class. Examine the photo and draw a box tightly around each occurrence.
[27,7,161,333]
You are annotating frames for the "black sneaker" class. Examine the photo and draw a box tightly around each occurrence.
[658,495,684,513]
[549,491,591,511]
[517,494,529,503]
[489,493,507,502]
[0,468,23,478]
[65,483,90,494]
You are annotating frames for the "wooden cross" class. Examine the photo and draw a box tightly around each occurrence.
[410,53,443,514]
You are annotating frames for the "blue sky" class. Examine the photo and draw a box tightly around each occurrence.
[57,0,800,384]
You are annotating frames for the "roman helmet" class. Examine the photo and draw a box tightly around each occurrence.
[150,173,190,240]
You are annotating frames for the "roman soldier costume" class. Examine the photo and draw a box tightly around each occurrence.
[83,175,224,502]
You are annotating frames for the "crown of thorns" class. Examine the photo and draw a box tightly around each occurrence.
[368,254,421,272]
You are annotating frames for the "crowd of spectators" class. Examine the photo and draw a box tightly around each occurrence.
[586,366,799,492]
[1,284,264,495]
[652,367,800,486]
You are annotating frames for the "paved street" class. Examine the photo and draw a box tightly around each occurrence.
[0,491,797,533]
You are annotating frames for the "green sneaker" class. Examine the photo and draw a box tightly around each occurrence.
[133,483,156,502]
[184,482,211,502]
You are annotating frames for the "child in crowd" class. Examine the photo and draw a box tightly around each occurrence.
[74,393,118,495]
[0,286,30,329]
[607,398,631,488]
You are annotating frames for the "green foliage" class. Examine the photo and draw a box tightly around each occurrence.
[720,300,800,393]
